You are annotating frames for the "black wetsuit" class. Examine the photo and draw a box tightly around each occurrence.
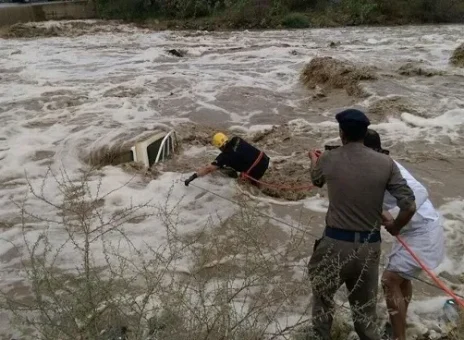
[211,136,270,184]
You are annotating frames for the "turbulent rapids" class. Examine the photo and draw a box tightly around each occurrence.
[0,20,464,339]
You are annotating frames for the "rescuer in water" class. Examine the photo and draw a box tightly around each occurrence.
[184,132,270,187]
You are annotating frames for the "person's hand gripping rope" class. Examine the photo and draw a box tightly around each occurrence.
[308,149,322,162]
[381,210,401,236]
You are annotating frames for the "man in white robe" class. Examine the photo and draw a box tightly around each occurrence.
[364,129,445,340]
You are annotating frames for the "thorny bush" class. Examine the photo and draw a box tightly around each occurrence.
[0,167,446,339]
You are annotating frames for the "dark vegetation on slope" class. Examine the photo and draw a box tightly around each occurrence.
[95,0,464,29]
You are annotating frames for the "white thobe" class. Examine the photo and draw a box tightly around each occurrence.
[383,161,445,275]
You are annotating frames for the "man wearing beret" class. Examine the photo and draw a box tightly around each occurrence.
[306,109,417,340]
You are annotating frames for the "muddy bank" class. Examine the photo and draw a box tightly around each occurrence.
[450,43,464,67]
[301,56,377,98]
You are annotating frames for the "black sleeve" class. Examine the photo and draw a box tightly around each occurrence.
[212,152,229,168]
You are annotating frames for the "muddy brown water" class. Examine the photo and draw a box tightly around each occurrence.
[1,22,464,337]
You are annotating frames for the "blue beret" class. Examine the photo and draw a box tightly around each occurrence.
[335,109,370,126]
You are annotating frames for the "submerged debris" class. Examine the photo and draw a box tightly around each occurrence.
[83,129,151,166]
[175,123,229,147]
[158,152,211,174]
[257,159,315,201]
[103,86,146,98]
[251,125,292,148]
[0,21,132,39]
[167,49,186,57]
[84,142,136,168]
[81,121,318,201]
[367,96,423,122]
[450,43,464,67]
[121,162,160,180]
[301,56,377,97]
[397,62,444,77]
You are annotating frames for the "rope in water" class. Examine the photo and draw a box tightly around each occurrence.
[238,149,322,191]
[396,236,464,307]
[190,182,311,235]
[189,182,464,303]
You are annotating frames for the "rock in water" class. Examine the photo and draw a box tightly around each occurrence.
[167,49,185,57]
[450,43,464,67]
[300,56,377,97]
[367,96,422,123]
[397,62,444,77]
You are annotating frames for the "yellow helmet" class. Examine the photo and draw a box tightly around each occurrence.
[212,132,228,149]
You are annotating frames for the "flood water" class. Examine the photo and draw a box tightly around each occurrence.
[0,21,463,338]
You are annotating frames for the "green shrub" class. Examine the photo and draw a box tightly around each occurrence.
[93,0,464,26]
[96,0,151,20]
[339,0,379,25]
[281,12,311,28]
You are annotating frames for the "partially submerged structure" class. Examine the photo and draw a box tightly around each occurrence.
[85,128,178,169]
[131,129,177,167]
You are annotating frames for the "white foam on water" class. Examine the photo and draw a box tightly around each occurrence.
[402,109,464,129]
[409,296,450,325]
[0,170,239,270]
[182,145,210,157]
[291,106,464,149]
[302,195,329,214]
[436,199,464,275]
[229,124,275,134]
